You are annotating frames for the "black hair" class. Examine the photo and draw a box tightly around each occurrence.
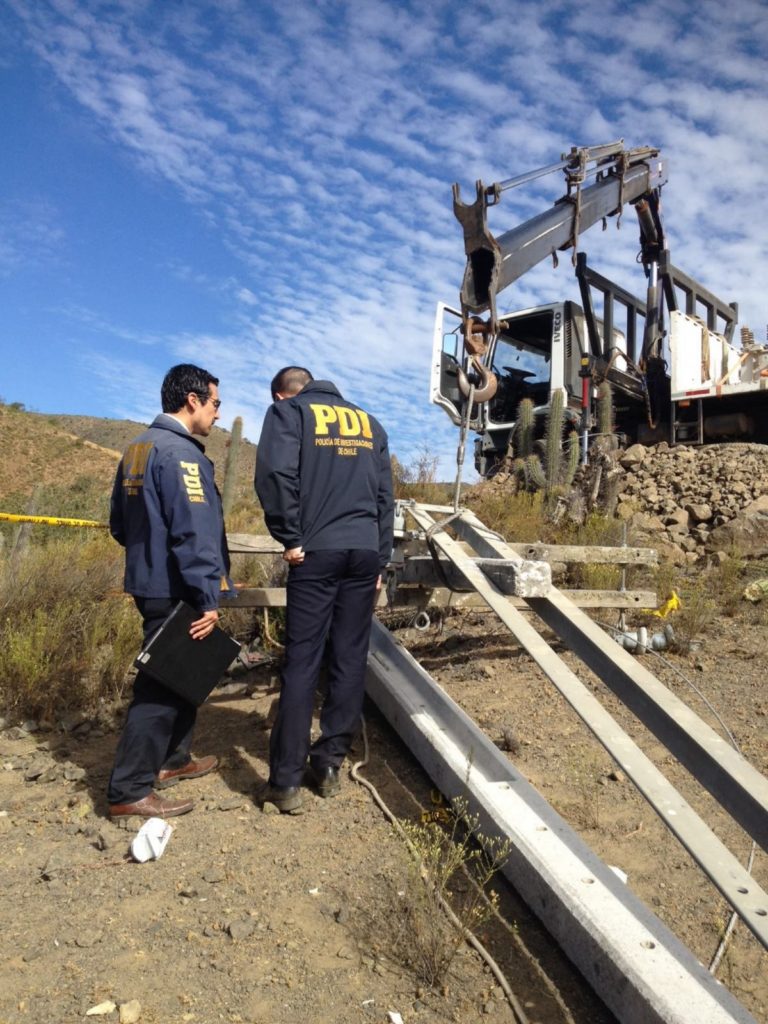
[270,366,313,400]
[161,364,219,413]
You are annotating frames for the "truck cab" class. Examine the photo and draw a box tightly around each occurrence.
[431,301,586,476]
[436,143,765,470]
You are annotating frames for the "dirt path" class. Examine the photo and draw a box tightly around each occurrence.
[1,601,766,1024]
[0,667,612,1024]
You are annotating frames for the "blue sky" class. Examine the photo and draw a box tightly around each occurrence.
[1,0,767,477]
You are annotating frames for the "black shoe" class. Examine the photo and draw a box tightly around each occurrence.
[312,765,341,798]
[261,784,303,813]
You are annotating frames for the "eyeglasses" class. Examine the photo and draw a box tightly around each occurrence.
[194,392,221,410]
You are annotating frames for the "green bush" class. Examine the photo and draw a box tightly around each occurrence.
[0,534,139,722]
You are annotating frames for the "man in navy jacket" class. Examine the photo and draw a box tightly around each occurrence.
[107,364,232,820]
[255,366,394,812]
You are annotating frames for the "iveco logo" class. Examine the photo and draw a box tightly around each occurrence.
[553,309,562,344]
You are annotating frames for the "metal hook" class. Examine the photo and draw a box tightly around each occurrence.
[457,356,498,403]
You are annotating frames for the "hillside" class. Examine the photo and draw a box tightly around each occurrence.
[0,404,258,527]
[2,404,767,1021]
[44,413,258,491]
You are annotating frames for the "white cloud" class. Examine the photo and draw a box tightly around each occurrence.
[5,0,768,471]
[0,200,65,273]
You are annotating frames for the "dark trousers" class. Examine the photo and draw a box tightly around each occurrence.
[107,597,196,804]
[269,549,380,788]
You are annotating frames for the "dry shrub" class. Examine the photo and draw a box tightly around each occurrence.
[389,799,510,988]
[1,475,110,544]
[228,552,275,591]
[466,488,546,542]
[746,597,768,628]
[224,498,266,537]
[468,495,626,587]
[665,553,745,650]
[672,575,718,650]
[392,447,452,505]
[651,559,679,606]
[221,552,279,647]
[0,533,139,722]
[711,550,745,617]
[217,502,280,645]
[555,513,627,590]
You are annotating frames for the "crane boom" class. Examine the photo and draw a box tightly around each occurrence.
[432,142,761,475]
[453,145,666,330]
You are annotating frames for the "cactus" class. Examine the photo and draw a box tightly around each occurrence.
[564,429,580,486]
[505,392,578,504]
[504,397,534,471]
[596,382,617,449]
[583,382,623,514]
[543,390,565,492]
[514,397,536,459]
[222,416,243,519]
[525,453,546,490]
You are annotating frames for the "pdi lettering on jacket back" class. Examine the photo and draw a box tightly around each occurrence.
[180,461,207,503]
[309,404,374,455]
[121,441,154,496]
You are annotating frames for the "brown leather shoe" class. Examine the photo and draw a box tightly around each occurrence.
[156,755,219,789]
[108,792,194,820]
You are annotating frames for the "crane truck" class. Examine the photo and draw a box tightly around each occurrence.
[430,141,768,477]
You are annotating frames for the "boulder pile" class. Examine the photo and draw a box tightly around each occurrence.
[616,442,768,563]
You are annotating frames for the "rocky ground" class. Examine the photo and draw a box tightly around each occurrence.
[616,442,768,563]
[0,665,616,1024]
[2,442,768,1024]
[2,586,767,1023]
[397,595,768,1023]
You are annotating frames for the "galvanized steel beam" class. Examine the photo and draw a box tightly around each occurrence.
[386,586,658,610]
[394,555,550,596]
[365,621,758,1024]
[404,504,768,948]
[445,507,768,855]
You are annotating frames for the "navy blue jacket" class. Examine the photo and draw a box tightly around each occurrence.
[110,415,232,611]
[255,381,394,569]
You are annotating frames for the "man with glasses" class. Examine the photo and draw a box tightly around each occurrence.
[107,364,232,820]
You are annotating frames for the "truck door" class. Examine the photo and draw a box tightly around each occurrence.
[430,302,478,427]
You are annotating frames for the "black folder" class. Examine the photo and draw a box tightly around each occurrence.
[134,601,241,706]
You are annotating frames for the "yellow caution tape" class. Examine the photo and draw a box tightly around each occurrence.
[0,512,108,528]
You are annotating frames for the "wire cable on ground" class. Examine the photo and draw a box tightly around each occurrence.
[350,716,570,1024]
[598,619,758,974]
[261,608,284,650]
[374,754,579,1024]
